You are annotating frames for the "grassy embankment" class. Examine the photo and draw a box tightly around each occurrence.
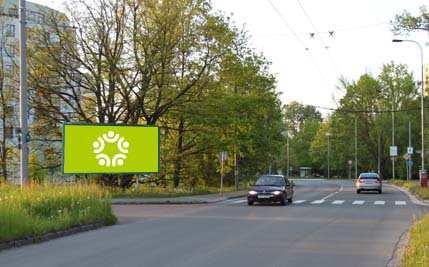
[389,180,428,266]
[390,179,429,200]
[109,185,243,199]
[401,214,429,266]
[0,183,116,243]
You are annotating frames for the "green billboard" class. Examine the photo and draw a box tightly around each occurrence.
[63,124,159,174]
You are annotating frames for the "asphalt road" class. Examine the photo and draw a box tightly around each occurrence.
[1,179,427,267]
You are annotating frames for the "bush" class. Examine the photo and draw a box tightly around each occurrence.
[0,183,116,243]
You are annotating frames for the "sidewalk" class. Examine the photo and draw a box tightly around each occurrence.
[112,191,247,205]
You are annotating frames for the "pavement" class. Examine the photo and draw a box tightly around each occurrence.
[0,179,427,267]
[111,191,247,205]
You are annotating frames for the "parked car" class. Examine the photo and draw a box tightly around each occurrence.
[356,173,382,194]
[247,175,294,205]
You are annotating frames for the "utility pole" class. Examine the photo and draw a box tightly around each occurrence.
[19,0,29,187]
[392,86,396,180]
[408,121,412,180]
[326,132,331,179]
[378,131,381,175]
[355,117,358,179]
[286,136,290,178]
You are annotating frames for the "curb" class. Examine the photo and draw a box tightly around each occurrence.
[0,222,106,252]
[386,183,429,207]
[112,193,247,205]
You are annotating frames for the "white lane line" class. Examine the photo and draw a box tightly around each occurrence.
[231,199,247,204]
[293,200,306,204]
[311,200,325,204]
[374,201,385,205]
[352,200,365,205]
[321,185,344,201]
[395,201,407,206]
[332,200,345,205]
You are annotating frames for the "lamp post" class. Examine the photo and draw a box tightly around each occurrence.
[19,0,29,187]
[392,39,427,187]
[326,132,331,179]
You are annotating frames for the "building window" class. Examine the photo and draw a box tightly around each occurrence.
[5,24,15,38]
[5,43,15,57]
[29,11,45,24]
[4,64,13,76]
[4,126,14,139]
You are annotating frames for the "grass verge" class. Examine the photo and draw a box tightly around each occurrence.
[0,183,116,243]
[389,180,429,200]
[109,185,242,199]
[401,214,429,266]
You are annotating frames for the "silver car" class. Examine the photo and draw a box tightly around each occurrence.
[356,173,382,194]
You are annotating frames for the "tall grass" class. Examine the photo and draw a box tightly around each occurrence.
[0,183,116,243]
[402,214,429,267]
[109,184,243,199]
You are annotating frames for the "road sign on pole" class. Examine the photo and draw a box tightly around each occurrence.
[407,147,414,155]
[390,146,398,157]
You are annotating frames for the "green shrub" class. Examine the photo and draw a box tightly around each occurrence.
[0,183,116,243]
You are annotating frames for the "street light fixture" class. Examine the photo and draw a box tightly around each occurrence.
[392,38,427,187]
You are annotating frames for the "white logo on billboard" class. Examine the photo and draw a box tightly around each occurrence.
[92,131,129,167]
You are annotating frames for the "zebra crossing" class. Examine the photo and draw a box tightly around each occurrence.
[224,198,408,207]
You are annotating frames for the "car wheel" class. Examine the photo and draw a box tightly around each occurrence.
[247,200,254,206]
[356,189,361,194]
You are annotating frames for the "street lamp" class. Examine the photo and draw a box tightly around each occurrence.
[326,132,331,179]
[392,38,427,187]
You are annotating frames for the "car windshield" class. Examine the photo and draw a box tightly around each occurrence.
[359,173,379,179]
[255,176,285,186]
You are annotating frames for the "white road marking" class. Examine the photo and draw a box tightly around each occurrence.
[395,201,406,206]
[352,200,365,205]
[332,200,345,205]
[311,200,324,204]
[321,186,344,201]
[293,200,306,204]
[374,201,385,205]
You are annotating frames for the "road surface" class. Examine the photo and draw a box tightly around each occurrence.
[0,179,427,267]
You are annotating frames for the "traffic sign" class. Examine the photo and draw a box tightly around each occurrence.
[390,146,398,157]
[407,147,414,155]
[219,151,228,162]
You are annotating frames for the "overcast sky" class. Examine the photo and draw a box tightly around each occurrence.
[32,0,428,112]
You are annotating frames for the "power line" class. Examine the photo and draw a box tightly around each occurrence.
[266,0,308,51]
[295,0,340,75]
[312,105,427,114]
[266,0,330,87]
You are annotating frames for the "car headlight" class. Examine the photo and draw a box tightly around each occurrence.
[273,191,282,195]
[248,190,257,195]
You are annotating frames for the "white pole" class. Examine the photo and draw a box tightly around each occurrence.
[19,0,29,187]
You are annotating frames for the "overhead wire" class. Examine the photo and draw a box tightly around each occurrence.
[295,0,341,77]
[266,0,330,88]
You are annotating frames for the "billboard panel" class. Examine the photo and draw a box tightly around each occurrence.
[63,124,159,174]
